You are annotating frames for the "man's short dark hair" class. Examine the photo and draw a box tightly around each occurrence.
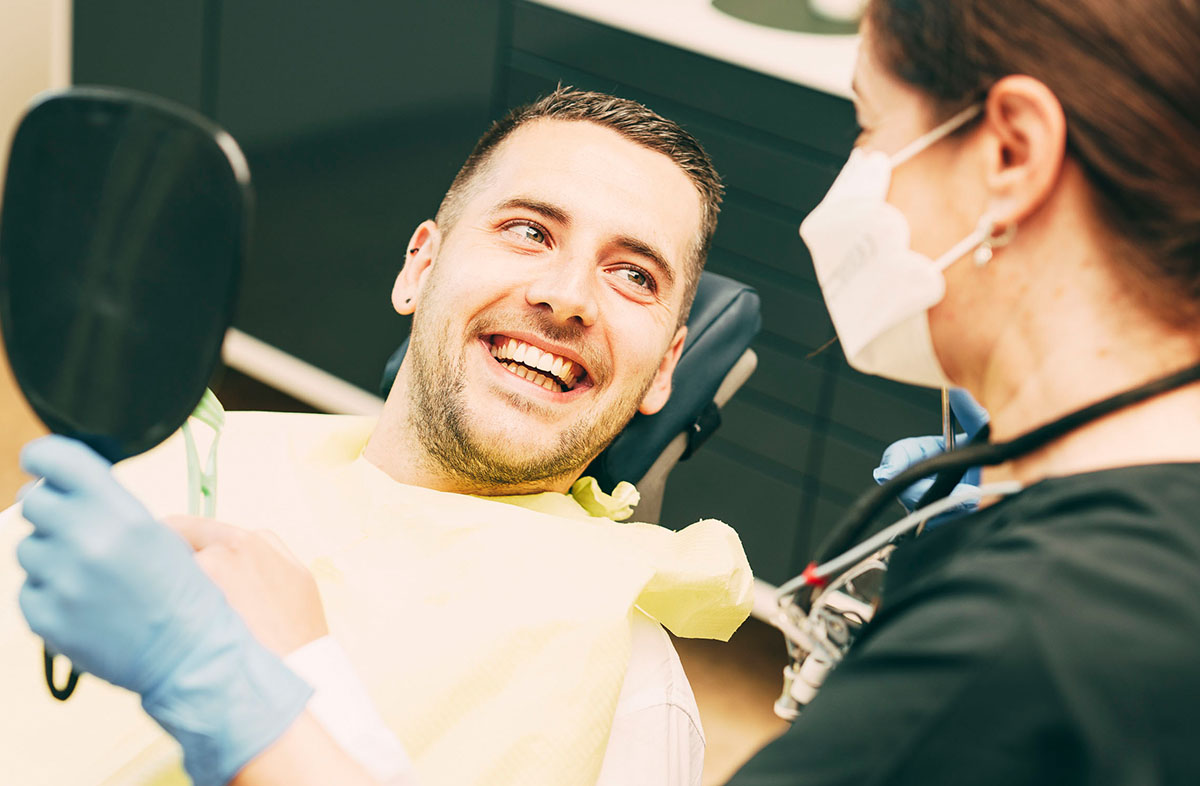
[435,87,723,325]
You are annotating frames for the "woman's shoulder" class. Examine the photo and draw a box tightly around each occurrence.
[884,461,1200,676]
[978,461,1200,575]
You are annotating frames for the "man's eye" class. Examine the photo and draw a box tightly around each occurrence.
[616,266,653,291]
[503,222,548,245]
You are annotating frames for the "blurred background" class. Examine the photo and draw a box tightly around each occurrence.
[0,2,940,780]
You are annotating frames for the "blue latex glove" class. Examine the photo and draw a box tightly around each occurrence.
[872,389,989,523]
[16,435,312,786]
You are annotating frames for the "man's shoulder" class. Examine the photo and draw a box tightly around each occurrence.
[597,611,705,786]
[618,610,702,734]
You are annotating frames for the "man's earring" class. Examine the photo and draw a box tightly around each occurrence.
[409,248,418,255]
[404,297,412,304]
[974,221,1017,266]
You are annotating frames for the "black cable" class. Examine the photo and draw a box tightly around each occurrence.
[911,422,990,510]
[813,361,1200,565]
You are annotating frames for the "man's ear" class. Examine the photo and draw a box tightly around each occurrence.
[638,326,688,416]
[392,220,441,315]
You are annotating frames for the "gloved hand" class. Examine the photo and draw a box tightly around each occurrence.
[16,435,312,786]
[872,389,989,522]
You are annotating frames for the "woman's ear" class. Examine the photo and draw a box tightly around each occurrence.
[980,75,1068,225]
[392,220,441,315]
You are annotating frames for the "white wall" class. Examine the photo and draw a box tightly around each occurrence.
[0,0,71,202]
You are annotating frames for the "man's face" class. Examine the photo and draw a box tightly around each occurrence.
[397,119,702,490]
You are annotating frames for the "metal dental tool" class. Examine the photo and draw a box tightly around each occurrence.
[771,390,967,720]
[942,387,956,453]
[769,482,1018,721]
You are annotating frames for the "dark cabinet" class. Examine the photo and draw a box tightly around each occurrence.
[76,0,505,389]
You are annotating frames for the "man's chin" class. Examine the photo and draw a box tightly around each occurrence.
[474,377,578,417]
[463,420,574,466]
[445,409,608,484]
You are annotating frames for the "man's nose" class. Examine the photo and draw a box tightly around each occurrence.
[524,258,599,327]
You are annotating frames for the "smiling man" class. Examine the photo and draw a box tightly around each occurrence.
[368,94,716,495]
[2,89,752,786]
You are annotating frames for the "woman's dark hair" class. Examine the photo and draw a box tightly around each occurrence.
[867,0,1200,324]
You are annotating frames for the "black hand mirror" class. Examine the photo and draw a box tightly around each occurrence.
[0,86,250,700]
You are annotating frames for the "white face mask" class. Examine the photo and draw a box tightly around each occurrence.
[800,104,1001,388]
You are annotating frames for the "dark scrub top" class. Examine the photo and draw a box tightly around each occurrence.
[730,464,1200,786]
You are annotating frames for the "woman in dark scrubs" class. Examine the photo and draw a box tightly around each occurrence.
[731,0,1200,783]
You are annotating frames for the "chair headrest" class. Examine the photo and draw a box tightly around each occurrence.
[378,270,762,490]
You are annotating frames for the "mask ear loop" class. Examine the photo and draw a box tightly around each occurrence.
[973,220,1018,265]
[889,104,984,168]
[931,213,1019,272]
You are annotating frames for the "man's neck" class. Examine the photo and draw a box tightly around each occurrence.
[362,379,581,496]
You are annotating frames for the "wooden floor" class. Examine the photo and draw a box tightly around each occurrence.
[674,619,792,785]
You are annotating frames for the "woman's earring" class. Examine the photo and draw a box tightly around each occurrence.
[974,221,1018,266]
[404,297,412,304]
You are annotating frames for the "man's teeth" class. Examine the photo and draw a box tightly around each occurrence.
[489,337,582,389]
[501,362,558,392]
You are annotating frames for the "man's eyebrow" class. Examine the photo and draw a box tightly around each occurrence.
[612,235,675,289]
[492,196,676,289]
[490,197,571,226]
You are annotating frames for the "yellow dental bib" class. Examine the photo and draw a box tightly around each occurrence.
[0,412,753,785]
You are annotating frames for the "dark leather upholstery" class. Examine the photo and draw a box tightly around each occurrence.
[378,271,762,490]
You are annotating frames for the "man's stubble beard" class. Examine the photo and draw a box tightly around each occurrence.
[405,301,654,490]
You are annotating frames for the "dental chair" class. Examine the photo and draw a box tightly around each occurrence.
[380,270,762,523]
